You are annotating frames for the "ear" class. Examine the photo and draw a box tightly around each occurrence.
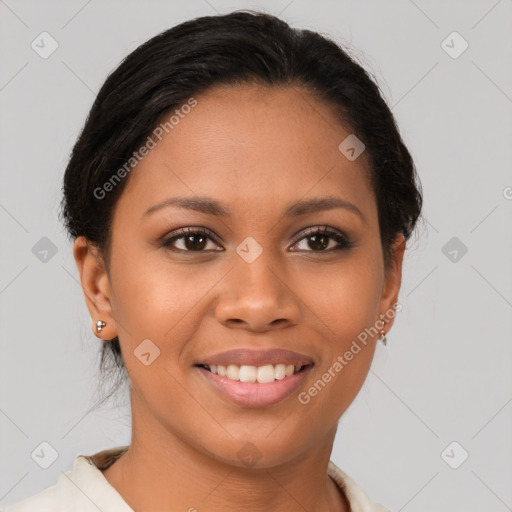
[377,232,406,333]
[73,236,117,340]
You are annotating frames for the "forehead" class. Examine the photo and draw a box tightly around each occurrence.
[118,84,376,225]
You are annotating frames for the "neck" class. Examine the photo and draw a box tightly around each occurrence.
[101,395,349,512]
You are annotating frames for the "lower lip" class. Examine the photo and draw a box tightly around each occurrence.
[196,365,313,408]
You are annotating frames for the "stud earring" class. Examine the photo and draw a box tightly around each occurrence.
[96,320,106,333]
[379,329,387,346]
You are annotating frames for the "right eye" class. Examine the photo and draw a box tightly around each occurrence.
[161,227,224,253]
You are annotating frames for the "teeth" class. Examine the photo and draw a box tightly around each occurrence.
[205,363,304,383]
[239,365,257,382]
[275,364,286,380]
[226,364,240,380]
[257,365,275,384]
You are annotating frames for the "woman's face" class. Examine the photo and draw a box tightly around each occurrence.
[76,84,405,468]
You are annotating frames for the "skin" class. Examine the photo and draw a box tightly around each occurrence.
[73,84,405,512]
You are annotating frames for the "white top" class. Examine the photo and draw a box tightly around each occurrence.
[1,446,391,512]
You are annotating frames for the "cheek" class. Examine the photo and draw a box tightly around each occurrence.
[296,255,382,406]
[108,244,191,348]
[309,344,376,427]
[300,253,383,342]
[111,235,182,313]
[108,244,223,386]
[299,300,379,424]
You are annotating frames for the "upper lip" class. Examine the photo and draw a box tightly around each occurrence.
[197,349,314,367]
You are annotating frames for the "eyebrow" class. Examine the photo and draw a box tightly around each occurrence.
[142,195,366,224]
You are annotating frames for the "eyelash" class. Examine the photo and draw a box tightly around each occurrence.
[161,226,354,253]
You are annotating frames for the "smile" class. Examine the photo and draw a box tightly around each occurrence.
[195,363,314,408]
[198,363,306,383]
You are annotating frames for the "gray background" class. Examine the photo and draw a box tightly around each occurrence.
[1,1,511,511]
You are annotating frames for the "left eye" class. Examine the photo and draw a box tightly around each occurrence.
[291,226,353,252]
[162,226,353,253]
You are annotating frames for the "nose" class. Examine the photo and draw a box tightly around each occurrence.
[215,252,301,332]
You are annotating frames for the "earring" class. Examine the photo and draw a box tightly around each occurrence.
[379,329,387,346]
[96,320,106,333]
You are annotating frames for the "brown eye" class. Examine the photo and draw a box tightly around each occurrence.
[291,227,353,252]
[162,228,223,252]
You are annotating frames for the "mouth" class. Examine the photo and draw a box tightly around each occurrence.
[195,364,314,407]
[195,363,311,383]
[194,349,315,408]
[193,349,315,407]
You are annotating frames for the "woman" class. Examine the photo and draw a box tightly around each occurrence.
[3,10,422,512]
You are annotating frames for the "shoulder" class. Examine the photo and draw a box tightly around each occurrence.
[328,461,392,512]
[1,446,131,512]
